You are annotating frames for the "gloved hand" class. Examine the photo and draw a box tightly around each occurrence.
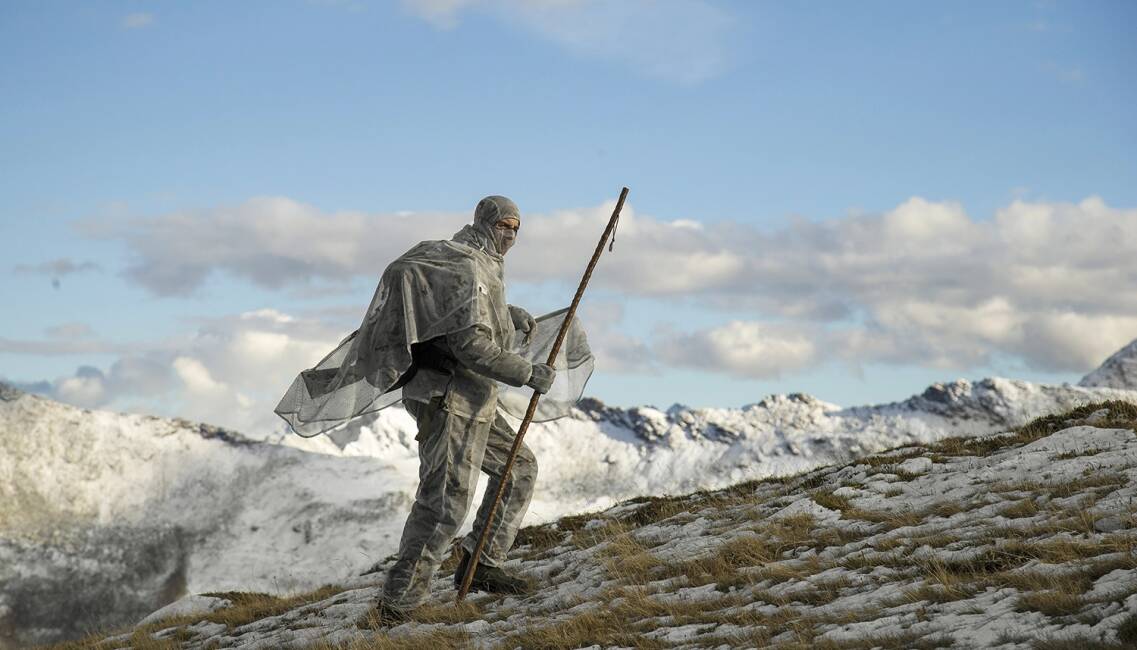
[509,305,537,345]
[526,363,556,394]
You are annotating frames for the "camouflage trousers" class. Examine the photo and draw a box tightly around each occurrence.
[381,397,538,610]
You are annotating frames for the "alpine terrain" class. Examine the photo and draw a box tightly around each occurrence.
[3,338,1137,648]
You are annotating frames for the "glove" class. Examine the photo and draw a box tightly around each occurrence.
[526,363,556,394]
[508,305,537,345]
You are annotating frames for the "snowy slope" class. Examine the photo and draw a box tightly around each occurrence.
[108,402,1137,649]
[2,337,1137,646]
[1081,338,1137,390]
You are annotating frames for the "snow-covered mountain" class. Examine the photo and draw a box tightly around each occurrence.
[1080,338,1137,390]
[3,338,1137,647]
[81,400,1137,649]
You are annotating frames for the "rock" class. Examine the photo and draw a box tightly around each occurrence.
[897,457,933,475]
[1093,516,1124,533]
[1084,408,1110,425]
[137,595,232,627]
[774,497,842,524]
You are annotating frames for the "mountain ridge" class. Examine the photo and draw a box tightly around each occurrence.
[3,336,1137,646]
[65,400,1137,649]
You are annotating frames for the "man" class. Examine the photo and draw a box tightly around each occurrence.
[275,194,592,623]
[372,196,556,622]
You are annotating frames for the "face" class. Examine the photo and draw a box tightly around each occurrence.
[494,217,520,255]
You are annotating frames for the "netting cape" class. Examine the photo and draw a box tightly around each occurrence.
[274,238,594,438]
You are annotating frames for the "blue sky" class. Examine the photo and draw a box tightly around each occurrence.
[2,0,1135,436]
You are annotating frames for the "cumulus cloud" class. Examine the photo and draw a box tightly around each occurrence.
[15,355,176,410]
[10,309,348,437]
[73,197,461,297]
[74,194,1137,377]
[401,0,734,84]
[576,195,1137,375]
[576,300,656,374]
[655,321,818,379]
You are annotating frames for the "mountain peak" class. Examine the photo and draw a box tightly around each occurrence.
[1080,337,1137,390]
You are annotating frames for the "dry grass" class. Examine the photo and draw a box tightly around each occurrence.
[654,535,781,590]
[871,535,908,552]
[405,600,484,625]
[1118,613,1137,645]
[600,531,661,583]
[906,531,962,550]
[570,519,631,550]
[811,525,877,550]
[857,447,928,468]
[926,401,1137,460]
[764,512,819,546]
[753,554,829,583]
[991,473,1128,500]
[913,556,982,601]
[1017,589,1085,617]
[41,629,183,650]
[808,633,955,650]
[312,629,475,649]
[842,505,923,529]
[839,549,911,571]
[715,607,953,649]
[811,489,853,512]
[617,494,695,527]
[999,498,1041,519]
[38,584,350,650]
[1030,637,1133,650]
[901,582,979,605]
[991,569,1093,596]
[785,575,855,606]
[195,585,346,628]
[494,604,668,649]
[997,535,1128,564]
[925,501,967,519]
[1053,446,1112,459]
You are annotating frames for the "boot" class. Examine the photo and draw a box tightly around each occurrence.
[358,599,411,629]
[453,548,532,595]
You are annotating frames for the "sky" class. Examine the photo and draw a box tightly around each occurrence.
[2,0,1136,438]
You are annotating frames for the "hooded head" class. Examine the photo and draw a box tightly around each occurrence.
[473,195,521,255]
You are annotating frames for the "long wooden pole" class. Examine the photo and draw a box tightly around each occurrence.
[457,186,629,602]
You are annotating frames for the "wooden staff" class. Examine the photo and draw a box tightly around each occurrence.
[457,186,630,602]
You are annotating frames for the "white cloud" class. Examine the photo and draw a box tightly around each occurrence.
[55,367,109,408]
[74,196,462,297]
[14,309,348,437]
[401,0,734,84]
[74,194,1137,377]
[23,356,176,410]
[656,321,818,379]
[576,300,656,374]
[173,356,227,394]
[121,13,155,30]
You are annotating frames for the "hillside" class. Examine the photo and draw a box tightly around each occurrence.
[4,337,1137,646]
[56,401,1137,649]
